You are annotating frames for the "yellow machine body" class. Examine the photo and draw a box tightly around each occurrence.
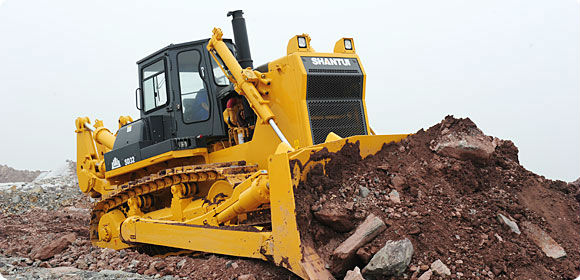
[75,25,408,279]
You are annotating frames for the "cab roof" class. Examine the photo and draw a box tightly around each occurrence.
[136,38,234,66]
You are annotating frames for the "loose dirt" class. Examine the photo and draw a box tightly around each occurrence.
[295,116,579,279]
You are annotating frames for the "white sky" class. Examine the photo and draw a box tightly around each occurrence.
[0,0,578,181]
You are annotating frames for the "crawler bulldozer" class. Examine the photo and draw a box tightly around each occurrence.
[75,10,407,279]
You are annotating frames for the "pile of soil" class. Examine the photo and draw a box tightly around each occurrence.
[295,116,579,279]
[0,165,42,183]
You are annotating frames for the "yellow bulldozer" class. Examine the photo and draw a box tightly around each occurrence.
[74,10,407,279]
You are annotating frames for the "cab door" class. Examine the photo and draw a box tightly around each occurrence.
[173,46,214,138]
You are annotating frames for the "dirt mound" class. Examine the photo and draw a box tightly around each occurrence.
[296,116,579,279]
[0,164,42,183]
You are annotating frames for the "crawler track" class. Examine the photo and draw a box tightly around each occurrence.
[89,161,258,242]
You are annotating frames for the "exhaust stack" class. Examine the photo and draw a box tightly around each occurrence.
[227,10,253,69]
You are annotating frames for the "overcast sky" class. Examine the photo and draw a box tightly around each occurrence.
[0,0,578,181]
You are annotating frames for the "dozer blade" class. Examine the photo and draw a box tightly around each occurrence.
[256,134,408,278]
[277,134,409,279]
[300,245,335,279]
[268,151,335,279]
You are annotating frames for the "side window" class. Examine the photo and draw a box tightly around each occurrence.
[178,50,210,123]
[209,44,236,86]
[210,54,230,86]
[142,60,168,112]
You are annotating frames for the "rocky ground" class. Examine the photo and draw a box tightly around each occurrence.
[0,116,578,280]
[0,163,292,279]
[0,161,87,215]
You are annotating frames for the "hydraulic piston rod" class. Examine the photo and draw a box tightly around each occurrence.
[208,28,292,147]
[268,119,291,147]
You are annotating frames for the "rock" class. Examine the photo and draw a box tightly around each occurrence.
[154,261,166,270]
[430,129,496,162]
[389,190,401,204]
[129,259,140,268]
[430,259,451,276]
[344,201,355,211]
[11,195,21,204]
[31,186,44,193]
[163,266,175,275]
[102,248,116,256]
[76,259,88,270]
[237,274,256,280]
[391,175,405,189]
[331,214,386,274]
[231,262,239,269]
[48,266,79,274]
[356,247,373,264]
[359,186,370,198]
[313,205,356,232]
[100,269,132,276]
[344,266,364,280]
[145,266,158,276]
[30,233,77,260]
[419,264,430,271]
[176,259,187,269]
[522,221,567,259]
[418,269,433,280]
[497,214,521,234]
[361,238,414,277]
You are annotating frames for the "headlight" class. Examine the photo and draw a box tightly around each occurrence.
[298,36,307,48]
[344,39,353,50]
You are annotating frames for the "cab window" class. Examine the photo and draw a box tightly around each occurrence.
[178,50,210,123]
[209,44,236,86]
[142,60,168,112]
[210,53,230,86]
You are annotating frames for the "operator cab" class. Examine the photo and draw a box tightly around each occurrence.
[104,10,258,173]
[136,39,236,141]
[103,39,242,172]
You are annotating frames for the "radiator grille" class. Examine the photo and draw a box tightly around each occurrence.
[306,72,367,144]
[306,75,363,100]
[307,99,367,144]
